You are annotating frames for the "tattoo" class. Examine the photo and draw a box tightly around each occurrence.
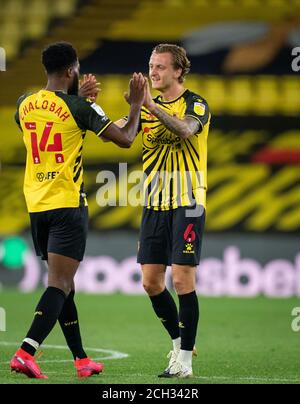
[151,105,200,139]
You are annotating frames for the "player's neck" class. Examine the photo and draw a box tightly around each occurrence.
[45,79,68,94]
[160,84,185,102]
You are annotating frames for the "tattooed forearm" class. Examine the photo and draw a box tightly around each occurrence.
[149,105,200,139]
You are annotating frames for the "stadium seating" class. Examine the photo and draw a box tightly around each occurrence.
[0,0,78,60]
[1,0,299,104]
[0,0,142,104]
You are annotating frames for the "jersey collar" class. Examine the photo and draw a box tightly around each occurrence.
[156,89,188,104]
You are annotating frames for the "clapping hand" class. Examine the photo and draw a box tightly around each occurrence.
[78,74,101,101]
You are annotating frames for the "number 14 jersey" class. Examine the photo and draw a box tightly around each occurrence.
[15,90,112,212]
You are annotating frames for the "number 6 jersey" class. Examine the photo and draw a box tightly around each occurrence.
[15,90,112,212]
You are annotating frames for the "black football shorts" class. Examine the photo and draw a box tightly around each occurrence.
[29,206,88,262]
[137,205,205,266]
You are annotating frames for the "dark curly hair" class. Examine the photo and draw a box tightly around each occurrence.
[42,42,78,74]
[152,44,191,83]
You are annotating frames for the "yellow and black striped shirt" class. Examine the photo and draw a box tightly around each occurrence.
[15,90,112,212]
[139,89,210,210]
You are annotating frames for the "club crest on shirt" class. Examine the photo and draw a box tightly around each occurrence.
[194,102,205,116]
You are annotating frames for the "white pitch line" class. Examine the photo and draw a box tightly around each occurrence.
[193,375,300,383]
[1,342,299,383]
[116,373,300,384]
[0,369,299,383]
[0,341,128,364]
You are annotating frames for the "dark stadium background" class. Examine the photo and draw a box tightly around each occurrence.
[0,0,300,384]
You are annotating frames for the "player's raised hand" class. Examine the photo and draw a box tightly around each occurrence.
[142,77,155,110]
[124,73,145,106]
[78,74,101,101]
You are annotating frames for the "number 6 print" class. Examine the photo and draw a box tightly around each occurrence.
[184,224,196,242]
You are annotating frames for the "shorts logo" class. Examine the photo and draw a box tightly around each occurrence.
[183,224,195,254]
[185,243,194,252]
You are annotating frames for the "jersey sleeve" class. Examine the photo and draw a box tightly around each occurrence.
[185,93,210,131]
[15,94,28,129]
[76,98,112,136]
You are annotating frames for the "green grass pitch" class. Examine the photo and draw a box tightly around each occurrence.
[0,290,300,384]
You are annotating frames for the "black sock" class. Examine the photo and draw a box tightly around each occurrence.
[150,288,179,340]
[58,290,87,360]
[178,291,199,351]
[21,287,66,356]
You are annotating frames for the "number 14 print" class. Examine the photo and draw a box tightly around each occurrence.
[25,121,64,164]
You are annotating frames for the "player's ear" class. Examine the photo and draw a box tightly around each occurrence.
[66,67,73,78]
[175,68,182,81]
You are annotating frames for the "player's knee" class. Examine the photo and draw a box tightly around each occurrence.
[143,280,164,296]
[173,278,190,294]
[48,277,71,296]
